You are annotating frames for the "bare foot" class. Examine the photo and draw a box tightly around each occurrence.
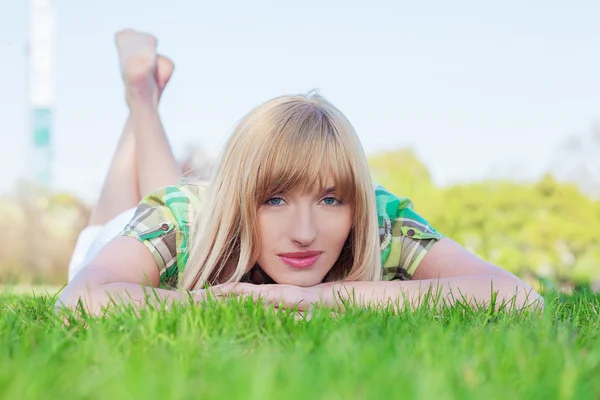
[156,55,175,98]
[115,29,159,106]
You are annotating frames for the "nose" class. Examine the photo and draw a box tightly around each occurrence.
[288,205,317,247]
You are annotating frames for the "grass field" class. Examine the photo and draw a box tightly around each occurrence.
[1,289,599,399]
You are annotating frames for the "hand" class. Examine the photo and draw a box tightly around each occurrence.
[208,282,343,312]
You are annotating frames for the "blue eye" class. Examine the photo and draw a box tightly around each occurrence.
[265,196,342,207]
[266,197,284,206]
[322,197,342,206]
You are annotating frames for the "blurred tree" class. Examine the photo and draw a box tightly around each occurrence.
[368,148,440,214]
[432,175,600,284]
[0,180,90,285]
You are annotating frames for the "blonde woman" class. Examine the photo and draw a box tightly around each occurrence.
[58,30,542,315]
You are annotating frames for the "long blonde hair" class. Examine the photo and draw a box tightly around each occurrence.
[180,92,381,290]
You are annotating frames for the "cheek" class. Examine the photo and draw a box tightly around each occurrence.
[320,212,353,248]
[257,213,284,251]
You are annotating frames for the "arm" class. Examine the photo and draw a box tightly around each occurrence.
[217,273,543,313]
[411,237,523,281]
[344,237,543,311]
[56,237,205,317]
[333,274,542,311]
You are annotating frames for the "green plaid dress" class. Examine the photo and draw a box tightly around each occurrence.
[119,183,443,288]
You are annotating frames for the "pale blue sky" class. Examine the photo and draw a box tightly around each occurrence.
[1,0,599,202]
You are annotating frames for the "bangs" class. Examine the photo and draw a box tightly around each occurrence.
[252,103,357,205]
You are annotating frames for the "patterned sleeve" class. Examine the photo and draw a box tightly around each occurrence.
[385,207,444,280]
[118,184,202,287]
[376,185,444,281]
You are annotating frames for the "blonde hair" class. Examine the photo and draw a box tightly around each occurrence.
[180,92,381,290]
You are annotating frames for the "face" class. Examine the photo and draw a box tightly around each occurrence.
[255,183,353,287]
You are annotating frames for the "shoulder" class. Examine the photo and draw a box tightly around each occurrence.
[374,184,440,236]
[374,184,444,280]
[141,182,206,209]
[118,182,208,288]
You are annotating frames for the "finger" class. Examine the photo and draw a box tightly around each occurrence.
[244,287,311,311]
[211,284,315,312]
[208,282,249,296]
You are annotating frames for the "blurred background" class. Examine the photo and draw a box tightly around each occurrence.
[0,0,599,290]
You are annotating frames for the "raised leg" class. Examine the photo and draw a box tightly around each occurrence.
[87,117,138,226]
[117,29,182,199]
[88,30,180,226]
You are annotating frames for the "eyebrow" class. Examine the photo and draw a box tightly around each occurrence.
[322,186,336,195]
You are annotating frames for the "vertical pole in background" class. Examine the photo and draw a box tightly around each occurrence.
[29,0,55,188]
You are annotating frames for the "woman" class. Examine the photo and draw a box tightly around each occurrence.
[58,30,543,315]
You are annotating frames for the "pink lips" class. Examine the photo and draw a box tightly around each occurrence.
[278,251,322,269]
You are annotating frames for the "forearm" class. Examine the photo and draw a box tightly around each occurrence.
[56,279,202,317]
[332,274,543,311]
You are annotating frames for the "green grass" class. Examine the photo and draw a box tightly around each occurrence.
[0,289,599,400]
